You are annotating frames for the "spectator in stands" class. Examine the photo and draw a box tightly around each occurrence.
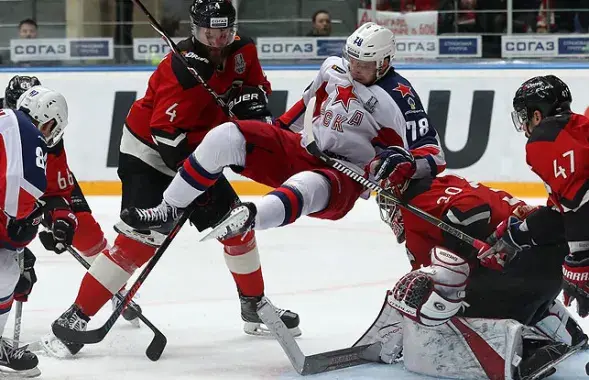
[307,10,332,36]
[18,19,37,39]
[551,0,588,32]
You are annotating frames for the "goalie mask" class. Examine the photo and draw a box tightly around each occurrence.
[4,75,41,109]
[376,180,410,244]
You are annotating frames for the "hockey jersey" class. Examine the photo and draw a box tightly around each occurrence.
[278,56,445,176]
[0,108,47,247]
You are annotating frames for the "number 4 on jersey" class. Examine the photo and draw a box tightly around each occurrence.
[553,150,575,179]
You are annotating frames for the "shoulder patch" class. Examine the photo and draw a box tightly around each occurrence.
[330,64,346,74]
[527,114,570,144]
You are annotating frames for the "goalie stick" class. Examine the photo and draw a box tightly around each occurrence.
[130,0,234,118]
[52,207,193,349]
[302,97,490,255]
[257,298,380,375]
[64,245,167,361]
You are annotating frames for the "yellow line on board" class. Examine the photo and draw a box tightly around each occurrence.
[78,181,548,198]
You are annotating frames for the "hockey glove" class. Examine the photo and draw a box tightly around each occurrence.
[6,204,43,247]
[14,248,37,302]
[368,146,416,189]
[478,216,531,270]
[228,86,272,122]
[562,254,589,318]
[39,207,78,254]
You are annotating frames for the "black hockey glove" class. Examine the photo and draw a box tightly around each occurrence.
[39,197,78,254]
[6,203,43,247]
[478,216,531,270]
[14,248,37,302]
[228,86,273,122]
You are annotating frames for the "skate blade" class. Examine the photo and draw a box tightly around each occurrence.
[0,366,41,378]
[38,334,77,359]
[113,221,166,247]
[244,322,302,338]
[200,208,251,242]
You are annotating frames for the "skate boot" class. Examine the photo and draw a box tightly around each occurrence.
[200,202,256,241]
[0,337,40,378]
[240,294,301,337]
[516,339,570,380]
[115,200,183,247]
[41,304,89,358]
[111,289,142,328]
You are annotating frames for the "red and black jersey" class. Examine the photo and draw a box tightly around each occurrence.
[526,112,589,212]
[123,35,270,174]
[44,140,75,202]
[401,175,525,269]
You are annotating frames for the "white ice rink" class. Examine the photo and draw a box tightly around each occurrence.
[10,196,589,379]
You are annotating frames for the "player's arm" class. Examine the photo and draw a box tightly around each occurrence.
[149,55,213,171]
[276,57,340,132]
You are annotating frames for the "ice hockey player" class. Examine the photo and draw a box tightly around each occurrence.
[484,74,589,323]
[120,22,446,273]
[353,172,586,379]
[0,85,68,377]
[48,0,300,358]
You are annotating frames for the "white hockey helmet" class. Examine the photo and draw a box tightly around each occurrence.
[344,22,395,81]
[16,86,68,148]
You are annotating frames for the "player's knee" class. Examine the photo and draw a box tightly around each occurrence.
[111,235,156,272]
[0,249,21,292]
[282,171,331,215]
[194,122,246,171]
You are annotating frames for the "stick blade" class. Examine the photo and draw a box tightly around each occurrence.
[300,344,375,375]
[52,322,108,345]
[146,333,167,361]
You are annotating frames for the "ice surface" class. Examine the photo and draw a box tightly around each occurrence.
[11,196,588,379]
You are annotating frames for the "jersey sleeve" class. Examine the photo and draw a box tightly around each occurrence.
[1,111,47,220]
[149,54,204,170]
[43,141,74,201]
[276,56,340,132]
[526,117,589,212]
[371,82,446,179]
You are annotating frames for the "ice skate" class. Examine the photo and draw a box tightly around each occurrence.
[0,337,40,378]
[111,289,142,328]
[200,202,256,242]
[115,200,183,247]
[240,295,301,337]
[42,304,89,358]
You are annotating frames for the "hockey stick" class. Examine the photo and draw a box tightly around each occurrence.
[12,248,24,347]
[302,97,489,254]
[64,245,167,361]
[130,0,234,118]
[257,298,379,375]
[52,208,193,347]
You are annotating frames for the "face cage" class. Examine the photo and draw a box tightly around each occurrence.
[193,25,237,48]
[376,192,406,244]
[46,123,65,148]
[511,108,528,133]
[342,49,382,80]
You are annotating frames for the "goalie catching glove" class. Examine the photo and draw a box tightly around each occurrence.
[389,246,470,326]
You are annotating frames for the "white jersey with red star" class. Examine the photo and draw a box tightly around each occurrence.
[278,56,445,177]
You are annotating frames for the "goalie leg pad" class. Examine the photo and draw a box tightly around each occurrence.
[533,299,587,346]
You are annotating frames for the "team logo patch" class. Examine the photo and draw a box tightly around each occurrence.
[234,53,246,74]
[364,96,378,114]
[407,97,416,110]
[210,17,228,28]
[393,83,413,98]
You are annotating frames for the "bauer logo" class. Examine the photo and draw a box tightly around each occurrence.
[210,17,228,28]
[501,36,557,58]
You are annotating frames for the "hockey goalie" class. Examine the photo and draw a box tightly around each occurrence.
[354,174,587,379]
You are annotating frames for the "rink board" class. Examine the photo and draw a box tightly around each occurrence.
[2,62,589,197]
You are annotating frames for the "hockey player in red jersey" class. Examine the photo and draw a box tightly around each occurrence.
[47,0,300,358]
[120,22,445,264]
[354,174,586,379]
[483,75,589,321]
[0,85,68,376]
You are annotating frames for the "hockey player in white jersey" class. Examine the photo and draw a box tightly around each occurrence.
[0,86,68,377]
[116,22,446,245]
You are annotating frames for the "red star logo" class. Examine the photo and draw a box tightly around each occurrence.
[332,85,358,112]
[393,83,413,98]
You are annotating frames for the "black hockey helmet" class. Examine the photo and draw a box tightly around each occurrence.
[190,0,237,48]
[4,75,41,109]
[544,74,572,106]
[511,76,566,133]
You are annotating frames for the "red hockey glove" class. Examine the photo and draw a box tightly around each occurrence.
[368,146,416,189]
[478,216,531,270]
[562,254,589,318]
[40,208,78,254]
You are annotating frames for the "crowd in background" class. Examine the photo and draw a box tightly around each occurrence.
[3,0,589,65]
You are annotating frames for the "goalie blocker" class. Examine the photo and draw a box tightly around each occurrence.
[355,247,587,380]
